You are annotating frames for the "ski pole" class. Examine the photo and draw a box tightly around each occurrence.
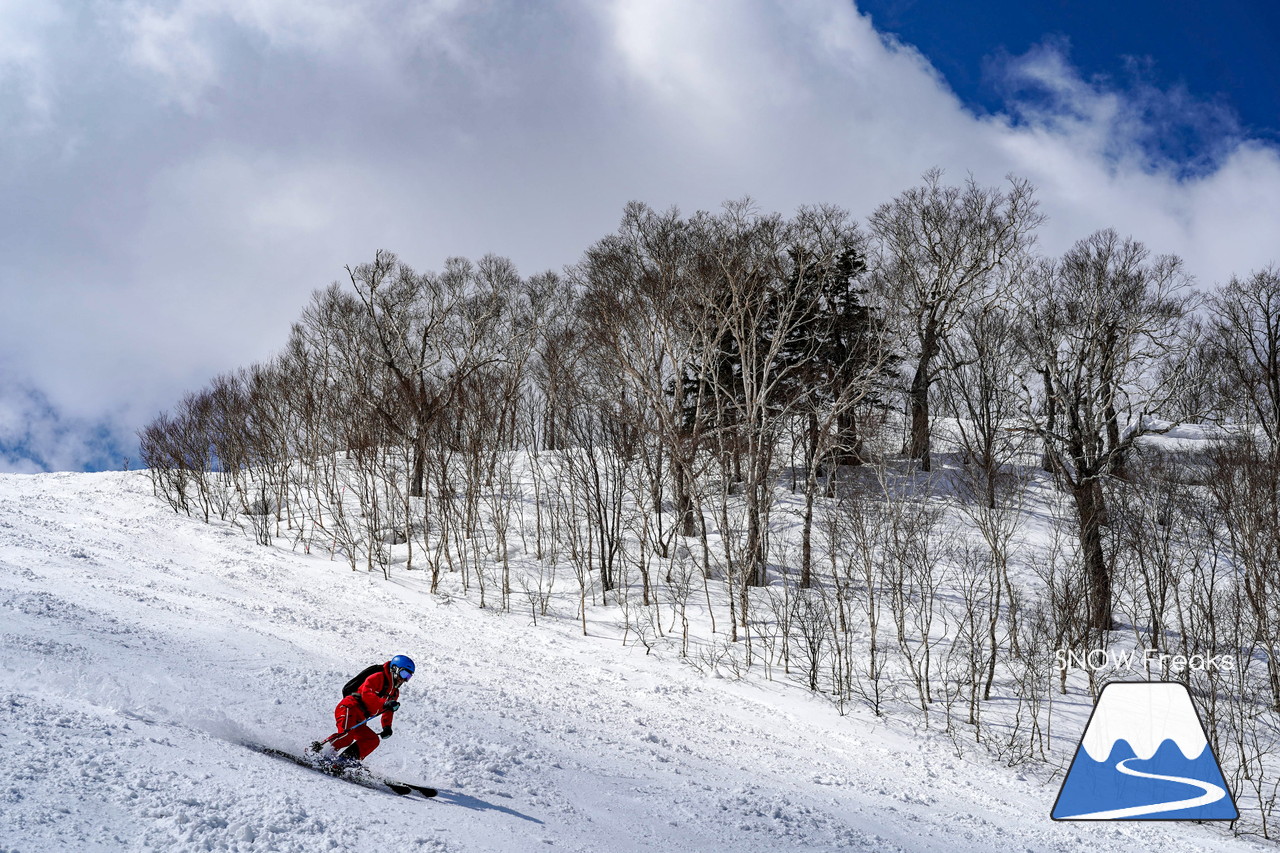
[323,712,380,746]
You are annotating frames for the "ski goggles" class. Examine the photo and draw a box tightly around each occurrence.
[393,667,414,681]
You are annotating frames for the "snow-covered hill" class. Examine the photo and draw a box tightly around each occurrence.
[0,472,1261,851]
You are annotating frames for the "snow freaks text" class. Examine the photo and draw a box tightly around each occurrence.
[1056,649,1237,675]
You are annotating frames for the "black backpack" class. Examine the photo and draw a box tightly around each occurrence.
[342,663,384,698]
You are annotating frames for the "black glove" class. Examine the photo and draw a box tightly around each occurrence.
[380,727,393,739]
[383,700,400,713]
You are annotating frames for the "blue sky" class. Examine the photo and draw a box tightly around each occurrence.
[1,0,1278,473]
[860,0,1277,167]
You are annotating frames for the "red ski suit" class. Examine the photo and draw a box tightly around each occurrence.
[329,662,400,760]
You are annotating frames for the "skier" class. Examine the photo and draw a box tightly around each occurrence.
[310,654,415,764]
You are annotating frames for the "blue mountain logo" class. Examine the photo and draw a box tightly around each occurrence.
[1052,681,1238,820]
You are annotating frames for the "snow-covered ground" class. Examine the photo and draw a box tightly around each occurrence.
[0,471,1264,851]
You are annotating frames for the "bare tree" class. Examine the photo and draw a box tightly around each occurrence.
[869,169,1043,471]
[938,304,1030,509]
[575,202,708,552]
[684,200,796,602]
[1207,266,1280,453]
[1205,438,1280,711]
[346,251,515,500]
[1017,229,1198,630]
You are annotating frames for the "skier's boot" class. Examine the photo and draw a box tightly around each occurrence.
[334,744,363,772]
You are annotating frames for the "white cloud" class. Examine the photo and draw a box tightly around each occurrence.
[118,0,380,110]
[121,2,221,112]
[0,0,65,130]
[1,0,1279,470]
[990,37,1243,179]
[0,374,131,473]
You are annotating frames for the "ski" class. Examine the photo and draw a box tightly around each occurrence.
[389,781,439,798]
[244,743,437,798]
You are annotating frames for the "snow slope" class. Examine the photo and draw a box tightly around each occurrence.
[0,471,1262,852]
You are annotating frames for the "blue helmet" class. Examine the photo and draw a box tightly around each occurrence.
[390,654,415,681]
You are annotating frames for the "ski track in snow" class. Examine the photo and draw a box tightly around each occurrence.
[0,472,1263,851]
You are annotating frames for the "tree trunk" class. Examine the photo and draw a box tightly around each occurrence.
[834,407,864,467]
[1073,477,1114,631]
[907,321,939,471]
[674,459,698,538]
[410,440,426,498]
[745,481,767,587]
[1040,368,1056,474]
[1105,400,1129,481]
[800,410,818,589]
[908,364,931,471]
